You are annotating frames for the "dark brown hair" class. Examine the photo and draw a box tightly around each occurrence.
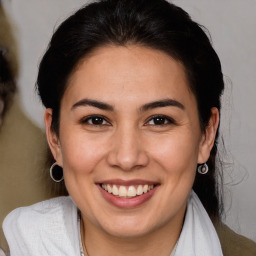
[37,0,224,220]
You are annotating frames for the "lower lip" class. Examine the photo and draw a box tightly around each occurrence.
[98,185,158,209]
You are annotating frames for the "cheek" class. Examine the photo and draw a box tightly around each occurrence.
[147,131,200,173]
[59,130,108,175]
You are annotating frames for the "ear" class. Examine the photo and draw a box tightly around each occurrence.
[197,107,219,164]
[44,108,63,166]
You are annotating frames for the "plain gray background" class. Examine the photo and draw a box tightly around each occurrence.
[2,0,256,242]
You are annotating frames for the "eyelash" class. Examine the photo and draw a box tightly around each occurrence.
[80,115,110,126]
[80,114,176,127]
[145,115,176,126]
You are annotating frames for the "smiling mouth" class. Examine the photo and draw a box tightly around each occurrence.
[100,184,155,198]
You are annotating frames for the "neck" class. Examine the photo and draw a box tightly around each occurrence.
[81,209,185,256]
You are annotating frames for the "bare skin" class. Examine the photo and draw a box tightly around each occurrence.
[45,45,219,255]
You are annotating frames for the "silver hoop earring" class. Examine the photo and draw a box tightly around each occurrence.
[197,163,209,174]
[50,162,64,182]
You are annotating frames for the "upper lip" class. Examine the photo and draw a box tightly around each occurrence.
[96,179,159,186]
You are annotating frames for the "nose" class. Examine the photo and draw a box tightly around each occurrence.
[106,126,149,171]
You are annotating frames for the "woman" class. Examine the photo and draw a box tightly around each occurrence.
[3,0,256,255]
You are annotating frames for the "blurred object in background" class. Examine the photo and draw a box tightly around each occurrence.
[0,47,16,126]
[0,1,19,77]
[0,2,50,253]
[0,2,17,127]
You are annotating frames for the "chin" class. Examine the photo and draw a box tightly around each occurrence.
[96,214,162,239]
[104,225,153,239]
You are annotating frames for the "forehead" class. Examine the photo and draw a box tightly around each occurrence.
[63,45,195,108]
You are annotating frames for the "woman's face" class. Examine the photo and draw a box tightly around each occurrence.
[45,45,218,238]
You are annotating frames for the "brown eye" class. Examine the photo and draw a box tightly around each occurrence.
[82,115,110,126]
[146,115,175,126]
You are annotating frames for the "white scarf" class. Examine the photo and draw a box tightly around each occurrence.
[175,191,223,256]
[3,191,223,256]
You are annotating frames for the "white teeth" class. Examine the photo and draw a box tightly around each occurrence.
[127,186,137,197]
[107,184,112,193]
[143,185,148,193]
[101,184,155,198]
[119,186,127,197]
[137,185,143,195]
[112,185,119,196]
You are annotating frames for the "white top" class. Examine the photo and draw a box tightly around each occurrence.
[3,191,223,256]
[4,197,80,255]
[0,249,6,256]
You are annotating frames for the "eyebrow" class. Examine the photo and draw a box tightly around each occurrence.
[71,98,184,112]
[71,99,114,111]
[140,99,184,112]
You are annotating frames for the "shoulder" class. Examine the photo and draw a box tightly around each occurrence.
[215,223,256,256]
[3,196,75,228]
[0,248,7,256]
[3,196,80,255]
